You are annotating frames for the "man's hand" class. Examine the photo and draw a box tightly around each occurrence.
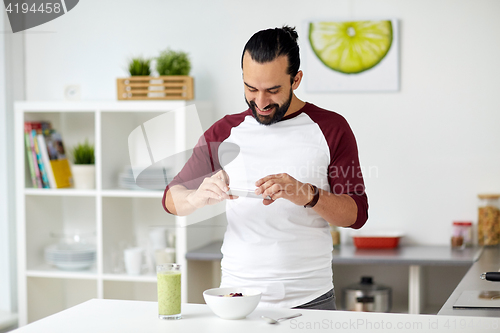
[255,173,312,206]
[254,173,358,227]
[186,170,236,208]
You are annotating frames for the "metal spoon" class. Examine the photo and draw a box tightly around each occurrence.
[261,313,302,324]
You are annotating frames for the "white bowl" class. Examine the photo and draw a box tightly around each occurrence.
[203,287,261,320]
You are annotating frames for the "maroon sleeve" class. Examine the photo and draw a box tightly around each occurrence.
[162,111,249,214]
[305,105,368,229]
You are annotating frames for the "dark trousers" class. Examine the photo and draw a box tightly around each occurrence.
[293,288,336,310]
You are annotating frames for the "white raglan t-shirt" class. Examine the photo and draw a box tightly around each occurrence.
[164,102,368,308]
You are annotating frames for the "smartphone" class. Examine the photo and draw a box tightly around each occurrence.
[227,187,271,200]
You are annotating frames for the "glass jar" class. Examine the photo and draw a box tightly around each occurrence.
[330,225,341,249]
[477,194,500,246]
[451,221,473,248]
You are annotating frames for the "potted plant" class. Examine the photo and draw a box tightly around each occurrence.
[128,57,152,76]
[155,49,191,76]
[71,140,95,189]
[116,50,194,100]
[124,56,157,98]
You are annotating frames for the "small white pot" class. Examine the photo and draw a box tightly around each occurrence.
[72,164,95,189]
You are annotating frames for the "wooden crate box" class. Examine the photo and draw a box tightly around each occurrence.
[117,76,194,100]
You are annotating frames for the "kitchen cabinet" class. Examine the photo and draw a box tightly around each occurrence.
[14,101,219,325]
[186,241,480,314]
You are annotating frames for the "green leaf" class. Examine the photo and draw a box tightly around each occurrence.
[128,57,152,76]
[156,49,191,76]
[72,140,95,164]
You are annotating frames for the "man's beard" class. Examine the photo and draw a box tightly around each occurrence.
[246,88,293,126]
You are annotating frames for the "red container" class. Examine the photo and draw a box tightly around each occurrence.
[352,232,404,249]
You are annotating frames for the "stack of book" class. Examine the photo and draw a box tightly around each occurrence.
[24,121,73,189]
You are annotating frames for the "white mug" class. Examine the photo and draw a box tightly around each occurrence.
[124,247,143,275]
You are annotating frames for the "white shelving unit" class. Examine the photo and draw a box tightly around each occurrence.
[15,101,220,325]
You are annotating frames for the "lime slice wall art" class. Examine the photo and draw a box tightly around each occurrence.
[304,19,399,92]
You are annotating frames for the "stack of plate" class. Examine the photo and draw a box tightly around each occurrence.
[44,243,96,270]
[118,166,169,191]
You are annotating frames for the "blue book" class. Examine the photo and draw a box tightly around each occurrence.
[32,129,50,188]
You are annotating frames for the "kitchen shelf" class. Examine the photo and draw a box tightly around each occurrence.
[15,101,216,326]
[24,188,98,196]
[102,273,157,283]
[24,188,163,198]
[26,266,98,279]
[100,189,164,198]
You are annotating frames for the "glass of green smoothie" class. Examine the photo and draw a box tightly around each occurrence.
[157,263,181,320]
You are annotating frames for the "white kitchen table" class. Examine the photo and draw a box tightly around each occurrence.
[10,299,500,333]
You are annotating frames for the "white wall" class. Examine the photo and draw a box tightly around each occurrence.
[22,0,500,245]
[1,8,24,314]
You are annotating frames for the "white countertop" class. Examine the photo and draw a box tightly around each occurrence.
[11,299,500,333]
[439,247,500,316]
